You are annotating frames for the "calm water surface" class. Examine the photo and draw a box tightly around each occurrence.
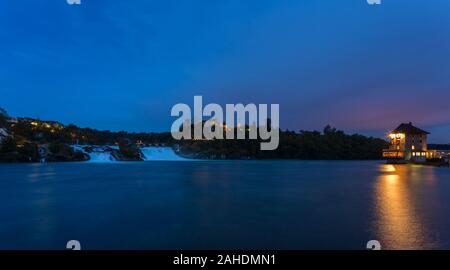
[1,161,450,250]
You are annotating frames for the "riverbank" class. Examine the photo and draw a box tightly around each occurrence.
[0,113,390,162]
[0,144,188,163]
[387,159,450,167]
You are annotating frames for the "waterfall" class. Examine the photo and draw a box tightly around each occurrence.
[141,147,186,161]
[72,145,116,163]
[87,152,116,162]
[71,145,186,162]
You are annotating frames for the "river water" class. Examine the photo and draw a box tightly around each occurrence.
[1,161,449,250]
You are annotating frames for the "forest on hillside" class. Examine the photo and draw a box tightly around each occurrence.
[0,107,388,162]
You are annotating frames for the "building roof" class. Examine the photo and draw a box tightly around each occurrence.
[391,122,430,135]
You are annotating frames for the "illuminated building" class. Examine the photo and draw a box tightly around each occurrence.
[382,122,435,163]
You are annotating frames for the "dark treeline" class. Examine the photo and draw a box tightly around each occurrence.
[0,109,174,162]
[1,107,388,162]
[178,125,389,160]
[429,144,450,151]
[4,119,174,146]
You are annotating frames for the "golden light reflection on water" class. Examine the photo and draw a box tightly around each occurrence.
[374,164,437,250]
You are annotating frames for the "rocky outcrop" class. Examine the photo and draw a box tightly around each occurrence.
[0,137,40,163]
[111,143,143,161]
[45,143,89,162]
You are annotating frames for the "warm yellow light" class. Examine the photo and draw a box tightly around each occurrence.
[386,174,399,185]
[389,133,404,139]
[380,164,397,173]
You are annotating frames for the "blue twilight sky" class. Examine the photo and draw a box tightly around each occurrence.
[1,0,450,142]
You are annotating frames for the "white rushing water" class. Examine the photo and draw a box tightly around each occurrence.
[72,145,186,162]
[72,145,116,163]
[141,147,187,161]
[88,152,116,162]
